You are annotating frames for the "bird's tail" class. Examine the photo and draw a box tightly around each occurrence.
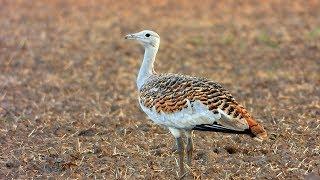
[235,106,268,141]
[245,117,268,141]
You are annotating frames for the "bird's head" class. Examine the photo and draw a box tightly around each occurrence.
[125,30,160,49]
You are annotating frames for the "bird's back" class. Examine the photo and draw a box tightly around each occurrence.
[139,73,267,140]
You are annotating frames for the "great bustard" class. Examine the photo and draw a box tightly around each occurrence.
[125,30,267,176]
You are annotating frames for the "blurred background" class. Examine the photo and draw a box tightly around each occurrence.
[0,0,319,179]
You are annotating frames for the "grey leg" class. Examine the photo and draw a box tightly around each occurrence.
[185,130,193,166]
[176,136,185,176]
[168,127,186,177]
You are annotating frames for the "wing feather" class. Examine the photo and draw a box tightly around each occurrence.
[139,74,267,138]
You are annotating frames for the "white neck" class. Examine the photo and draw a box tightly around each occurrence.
[137,46,158,89]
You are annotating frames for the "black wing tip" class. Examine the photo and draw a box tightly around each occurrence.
[192,124,252,135]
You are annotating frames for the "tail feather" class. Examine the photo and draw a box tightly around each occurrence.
[235,106,268,140]
[246,117,268,140]
[192,106,268,141]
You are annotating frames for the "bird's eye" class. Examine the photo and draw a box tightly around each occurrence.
[145,33,151,37]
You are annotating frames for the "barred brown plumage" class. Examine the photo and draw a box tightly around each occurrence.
[125,30,268,177]
[139,73,268,137]
[140,74,233,114]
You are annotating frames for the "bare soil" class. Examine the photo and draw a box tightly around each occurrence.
[0,0,319,179]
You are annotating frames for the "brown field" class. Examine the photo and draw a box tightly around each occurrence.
[0,0,319,179]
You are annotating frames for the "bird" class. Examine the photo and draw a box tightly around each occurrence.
[125,30,267,177]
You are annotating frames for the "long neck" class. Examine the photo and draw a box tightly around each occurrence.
[137,46,158,89]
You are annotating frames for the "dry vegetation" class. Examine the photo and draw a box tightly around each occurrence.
[0,0,319,179]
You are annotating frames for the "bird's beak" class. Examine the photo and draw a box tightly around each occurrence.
[125,34,137,40]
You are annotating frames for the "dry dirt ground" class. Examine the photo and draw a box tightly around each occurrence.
[0,0,319,179]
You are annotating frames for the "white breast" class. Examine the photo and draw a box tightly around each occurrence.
[139,100,222,129]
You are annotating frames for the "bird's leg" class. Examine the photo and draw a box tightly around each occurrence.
[169,127,186,177]
[176,136,185,176]
[185,130,194,166]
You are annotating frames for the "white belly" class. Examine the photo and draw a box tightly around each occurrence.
[139,100,222,129]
